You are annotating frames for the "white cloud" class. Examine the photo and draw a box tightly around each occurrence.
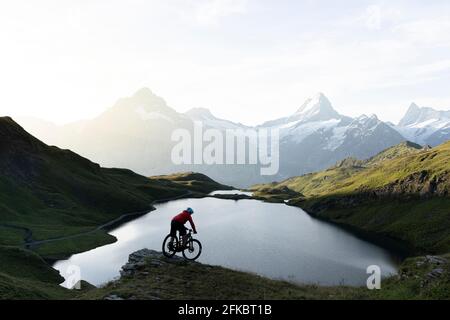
[186,0,248,26]
[364,5,382,30]
[357,4,403,31]
[394,18,450,46]
[0,1,449,126]
[413,59,450,77]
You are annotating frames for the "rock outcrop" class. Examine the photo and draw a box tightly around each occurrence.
[80,249,449,300]
[120,249,187,278]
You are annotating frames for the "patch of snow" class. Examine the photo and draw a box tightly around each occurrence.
[201,118,246,130]
[185,108,247,130]
[407,118,450,129]
[395,117,450,144]
[296,93,326,115]
[135,106,174,123]
[283,119,341,143]
[324,125,347,151]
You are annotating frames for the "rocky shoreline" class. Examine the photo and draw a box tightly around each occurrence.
[80,248,449,300]
[120,249,190,278]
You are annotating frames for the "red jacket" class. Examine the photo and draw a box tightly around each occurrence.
[172,210,197,233]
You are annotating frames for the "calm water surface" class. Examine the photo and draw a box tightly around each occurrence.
[53,191,401,287]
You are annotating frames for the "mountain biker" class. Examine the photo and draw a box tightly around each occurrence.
[170,207,197,247]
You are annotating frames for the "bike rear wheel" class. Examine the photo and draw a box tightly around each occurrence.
[162,234,178,258]
[182,239,202,261]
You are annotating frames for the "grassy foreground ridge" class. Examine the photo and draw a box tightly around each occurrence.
[252,140,450,254]
[79,249,450,300]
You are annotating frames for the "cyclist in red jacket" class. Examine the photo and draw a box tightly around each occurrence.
[170,207,197,247]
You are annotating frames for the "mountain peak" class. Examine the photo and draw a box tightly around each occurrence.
[261,93,341,127]
[131,88,169,109]
[295,93,330,114]
[398,103,423,127]
[354,113,380,125]
[184,108,248,129]
[133,87,156,99]
[105,88,177,119]
[289,93,340,123]
[0,116,48,154]
[0,116,31,140]
[398,103,450,127]
[409,102,420,111]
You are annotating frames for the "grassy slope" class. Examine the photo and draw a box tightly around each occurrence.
[0,117,230,299]
[252,141,450,254]
[253,141,427,198]
[0,117,229,255]
[0,246,74,299]
[150,172,233,194]
[81,252,450,300]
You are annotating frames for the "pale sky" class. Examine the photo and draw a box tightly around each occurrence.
[1,0,450,126]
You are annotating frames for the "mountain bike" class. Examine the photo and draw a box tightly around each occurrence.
[162,229,202,261]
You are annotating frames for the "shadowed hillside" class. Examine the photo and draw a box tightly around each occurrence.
[0,117,230,299]
[0,117,227,255]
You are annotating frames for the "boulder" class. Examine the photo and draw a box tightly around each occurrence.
[120,249,186,277]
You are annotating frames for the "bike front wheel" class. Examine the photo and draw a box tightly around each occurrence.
[182,239,202,261]
[162,234,178,258]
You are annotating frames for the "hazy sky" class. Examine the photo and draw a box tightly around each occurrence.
[1,0,450,125]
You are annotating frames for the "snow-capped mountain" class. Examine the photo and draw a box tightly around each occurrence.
[262,93,341,128]
[19,88,193,175]
[16,89,419,187]
[185,107,248,130]
[393,103,450,146]
[259,96,405,179]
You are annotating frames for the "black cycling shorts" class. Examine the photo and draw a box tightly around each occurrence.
[170,220,187,237]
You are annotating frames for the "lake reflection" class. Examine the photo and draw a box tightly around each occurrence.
[54,193,401,287]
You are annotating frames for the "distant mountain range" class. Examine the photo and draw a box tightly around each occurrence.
[258,93,405,182]
[17,88,450,187]
[393,103,450,146]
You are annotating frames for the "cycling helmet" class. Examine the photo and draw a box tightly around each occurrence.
[186,207,194,214]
